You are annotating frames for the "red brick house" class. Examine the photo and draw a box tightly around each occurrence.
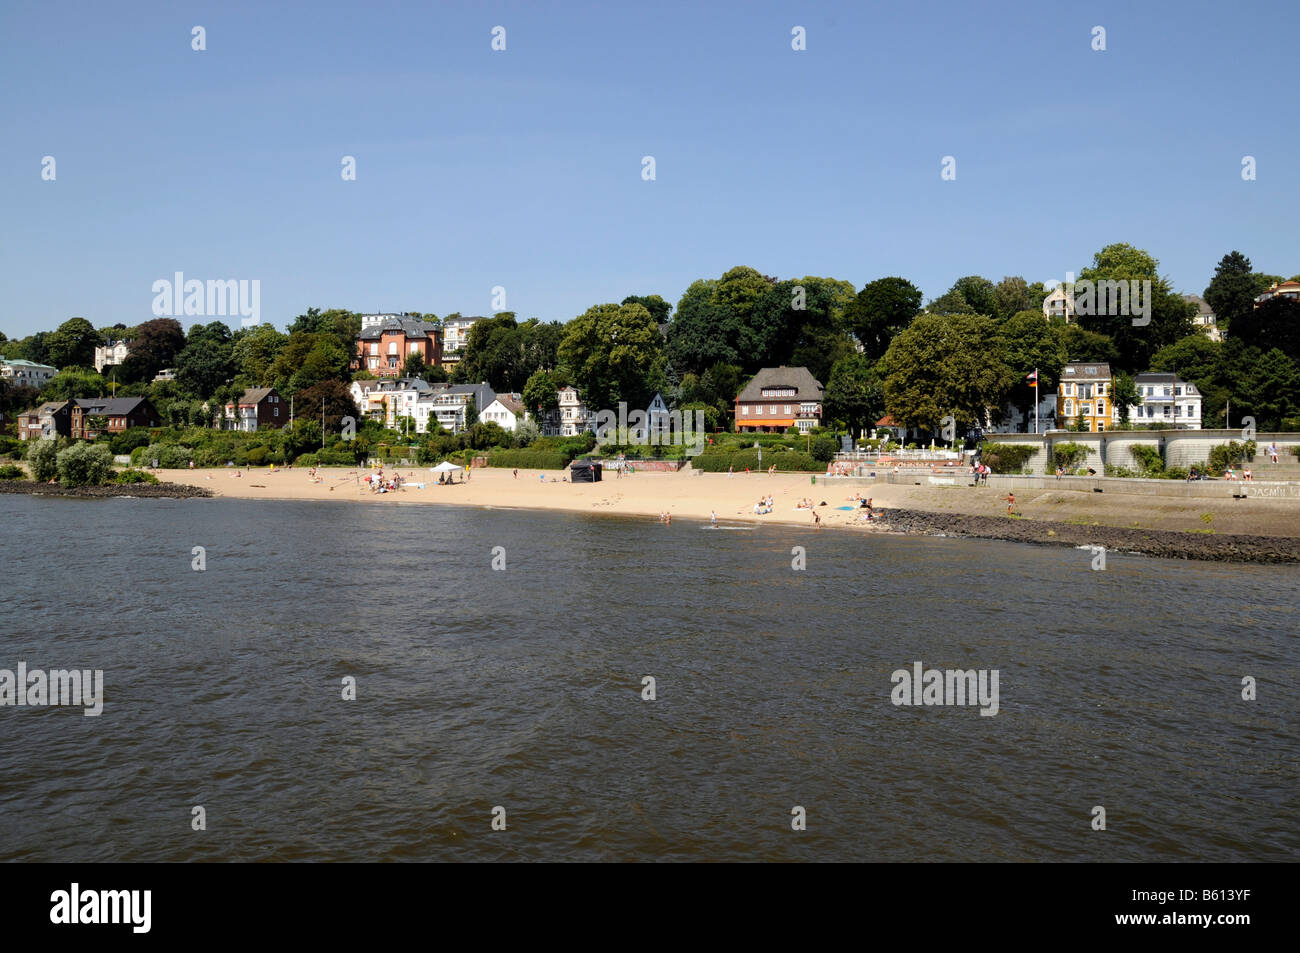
[220,387,287,431]
[69,397,161,440]
[734,366,824,434]
[355,315,442,377]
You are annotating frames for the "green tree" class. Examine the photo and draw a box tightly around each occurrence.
[823,354,884,438]
[402,350,426,378]
[666,279,739,374]
[231,323,287,387]
[1228,296,1300,363]
[998,310,1068,429]
[46,317,101,370]
[1112,372,1141,426]
[843,277,923,361]
[621,294,672,325]
[947,276,998,317]
[522,369,560,414]
[1059,324,1120,365]
[993,276,1033,321]
[175,321,235,398]
[558,301,666,410]
[1075,242,1196,372]
[880,313,1014,432]
[295,379,361,436]
[43,368,108,401]
[1203,251,1262,335]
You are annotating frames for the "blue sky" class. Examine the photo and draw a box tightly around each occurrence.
[2,0,1297,337]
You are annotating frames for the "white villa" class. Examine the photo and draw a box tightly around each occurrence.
[94,339,131,373]
[479,394,525,431]
[0,359,57,389]
[1129,372,1201,429]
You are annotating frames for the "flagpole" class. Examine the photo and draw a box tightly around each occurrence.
[1034,368,1039,435]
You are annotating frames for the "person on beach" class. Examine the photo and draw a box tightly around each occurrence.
[1002,492,1015,515]
[813,511,821,529]
[513,469,518,479]
[728,465,733,479]
[1055,466,1063,480]
[1268,442,1279,463]
[711,510,717,526]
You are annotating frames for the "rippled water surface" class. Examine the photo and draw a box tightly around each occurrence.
[1,495,1296,861]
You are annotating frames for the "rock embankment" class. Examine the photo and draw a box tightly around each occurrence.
[0,480,214,500]
[879,507,1300,564]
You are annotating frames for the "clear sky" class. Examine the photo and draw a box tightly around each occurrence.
[2,0,1297,337]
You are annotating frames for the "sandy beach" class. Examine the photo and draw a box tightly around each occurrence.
[152,465,1300,540]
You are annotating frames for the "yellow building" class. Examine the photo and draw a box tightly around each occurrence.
[1057,362,1113,432]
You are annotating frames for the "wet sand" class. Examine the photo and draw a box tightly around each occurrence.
[138,466,1300,561]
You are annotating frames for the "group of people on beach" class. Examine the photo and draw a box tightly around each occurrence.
[753,494,775,515]
[971,463,991,484]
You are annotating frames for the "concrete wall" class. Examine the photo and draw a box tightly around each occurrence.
[981,430,1300,474]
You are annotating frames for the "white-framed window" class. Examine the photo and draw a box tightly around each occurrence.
[388,342,398,355]
[784,405,791,415]
[1064,400,1074,416]
[1096,399,1105,416]
[369,343,378,356]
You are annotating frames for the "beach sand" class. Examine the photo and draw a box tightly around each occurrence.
[155,466,1300,538]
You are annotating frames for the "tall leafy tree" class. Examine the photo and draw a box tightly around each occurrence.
[175,321,235,398]
[621,294,672,326]
[120,318,185,383]
[1075,242,1195,372]
[231,323,287,387]
[46,317,101,369]
[843,277,923,362]
[998,310,1068,428]
[558,301,666,410]
[1228,296,1300,363]
[522,369,560,414]
[880,313,1014,431]
[823,354,884,437]
[295,379,362,435]
[1203,251,1260,334]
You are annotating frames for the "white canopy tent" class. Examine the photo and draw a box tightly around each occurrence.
[429,461,464,473]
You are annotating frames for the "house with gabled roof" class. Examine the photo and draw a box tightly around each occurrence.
[355,314,442,377]
[219,387,286,431]
[70,397,161,440]
[734,366,824,434]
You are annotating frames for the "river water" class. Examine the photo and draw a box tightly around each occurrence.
[1,496,1295,861]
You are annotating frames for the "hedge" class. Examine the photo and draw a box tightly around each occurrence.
[486,449,569,470]
[692,449,820,472]
[0,463,25,480]
[979,443,1037,474]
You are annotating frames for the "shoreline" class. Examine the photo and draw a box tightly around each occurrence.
[6,467,1300,562]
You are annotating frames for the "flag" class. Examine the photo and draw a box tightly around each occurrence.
[1026,370,1038,387]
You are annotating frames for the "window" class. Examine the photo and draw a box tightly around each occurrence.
[369,358,377,369]
[1096,400,1105,416]
[388,342,398,355]
[369,343,378,356]
[273,407,278,417]
[1064,400,1074,416]
[388,357,397,368]
[784,405,791,415]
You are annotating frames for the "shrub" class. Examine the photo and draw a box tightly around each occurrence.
[109,427,153,456]
[141,443,193,469]
[1165,466,1189,481]
[0,436,23,459]
[245,446,269,466]
[1207,441,1251,473]
[27,439,59,482]
[1128,444,1164,475]
[809,435,838,463]
[56,442,114,487]
[1052,442,1089,472]
[295,452,319,467]
[114,468,159,484]
[1104,465,1138,478]
[979,443,1037,474]
[0,463,25,480]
